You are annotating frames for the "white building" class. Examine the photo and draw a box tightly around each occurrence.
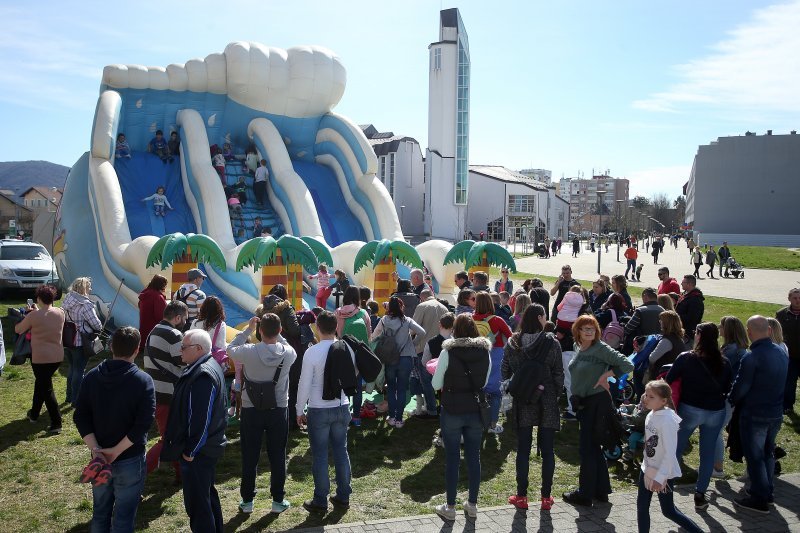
[360,125,425,236]
[466,166,567,242]
[425,7,470,241]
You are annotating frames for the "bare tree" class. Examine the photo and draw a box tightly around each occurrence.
[650,193,672,229]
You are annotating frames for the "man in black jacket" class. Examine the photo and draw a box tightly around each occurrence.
[676,275,705,343]
[74,327,155,533]
[624,288,664,342]
[778,288,800,413]
[163,329,227,533]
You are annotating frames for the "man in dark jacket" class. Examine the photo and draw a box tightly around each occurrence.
[163,329,227,533]
[74,327,155,533]
[717,242,731,277]
[730,316,788,513]
[624,288,664,342]
[454,270,472,290]
[676,275,704,342]
[777,288,800,413]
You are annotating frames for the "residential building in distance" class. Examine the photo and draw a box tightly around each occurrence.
[360,125,425,236]
[20,186,62,215]
[0,191,34,237]
[518,168,552,185]
[563,174,629,228]
[425,7,470,241]
[685,131,800,246]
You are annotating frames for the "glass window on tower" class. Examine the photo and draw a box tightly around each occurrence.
[433,47,441,71]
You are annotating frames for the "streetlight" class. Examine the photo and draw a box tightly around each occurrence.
[616,199,624,262]
[596,189,606,274]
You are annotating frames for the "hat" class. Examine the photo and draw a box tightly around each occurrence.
[187,268,207,281]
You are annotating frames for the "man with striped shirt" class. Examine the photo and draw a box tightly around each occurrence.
[175,268,207,323]
[144,300,188,480]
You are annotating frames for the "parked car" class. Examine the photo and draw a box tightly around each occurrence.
[0,239,60,299]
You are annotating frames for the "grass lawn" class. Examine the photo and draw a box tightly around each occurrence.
[0,290,797,532]
[719,246,800,271]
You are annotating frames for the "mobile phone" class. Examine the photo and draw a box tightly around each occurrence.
[27,299,33,306]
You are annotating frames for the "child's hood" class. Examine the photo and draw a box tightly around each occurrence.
[651,407,682,426]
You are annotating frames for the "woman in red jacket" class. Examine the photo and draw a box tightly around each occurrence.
[473,292,513,433]
[138,275,168,351]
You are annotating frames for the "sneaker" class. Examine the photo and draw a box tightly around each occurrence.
[435,503,456,521]
[394,420,404,429]
[432,435,444,448]
[694,492,709,511]
[350,417,361,427]
[387,417,397,427]
[80,457,106,484]
[733,496,769,514]
[463,500,478,519]
[47,425,62,435]
[508,495,528,510]
[26,410,38,423]
[711,469,725,479]
[562,412,577,421]
[302,499,327,512]
[329,495,350,508]
[488,424,504,434]
[563,490,592,507]
[541,496,554,511]
[239,500,254,514]
[93,463,112,487]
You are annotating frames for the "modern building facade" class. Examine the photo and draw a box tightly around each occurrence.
[360,125,425,236]
[466,166,568,242]
[685,131,800,246]
[425,7,470,240]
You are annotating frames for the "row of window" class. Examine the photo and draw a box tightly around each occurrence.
[378,153,396,198]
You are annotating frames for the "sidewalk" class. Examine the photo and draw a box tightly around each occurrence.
[289,473,800,532]
[506,241,796,305]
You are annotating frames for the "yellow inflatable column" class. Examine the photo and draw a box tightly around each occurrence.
[373,250,393,316]
[260,248,288,301]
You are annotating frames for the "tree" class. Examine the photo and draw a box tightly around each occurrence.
[631,196,651,211]
[649,193,672,231]
[354,239,423,315]
[146,232,227,294]
[674,195,686,227]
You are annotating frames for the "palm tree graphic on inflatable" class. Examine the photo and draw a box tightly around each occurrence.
[236,234,318,309]
[146,232,227,295]
[354,239,423,316]
[443,240,517,277]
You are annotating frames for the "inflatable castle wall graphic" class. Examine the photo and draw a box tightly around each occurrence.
[56,42,503,329]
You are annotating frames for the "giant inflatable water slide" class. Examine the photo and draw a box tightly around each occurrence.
[55,42,469,329]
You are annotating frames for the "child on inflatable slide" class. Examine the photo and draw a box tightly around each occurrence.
[141,186,173,217]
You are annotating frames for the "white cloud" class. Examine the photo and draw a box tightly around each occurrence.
[627,165,692,198]
[633,1,800,115]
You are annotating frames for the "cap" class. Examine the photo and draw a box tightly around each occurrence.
[187,268,207,281]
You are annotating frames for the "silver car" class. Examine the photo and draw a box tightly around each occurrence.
[0,239,60,298]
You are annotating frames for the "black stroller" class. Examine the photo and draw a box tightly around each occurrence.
[724,257,745,278]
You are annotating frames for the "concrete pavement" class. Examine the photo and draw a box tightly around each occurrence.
[505,241,797,306]
[288,473,800,532]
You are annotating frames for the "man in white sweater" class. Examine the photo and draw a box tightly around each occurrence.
[296,311,353,513]
[411,290,447,418]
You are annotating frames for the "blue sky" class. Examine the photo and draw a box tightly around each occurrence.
[1,0,798,199]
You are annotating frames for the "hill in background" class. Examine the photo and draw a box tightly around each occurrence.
[0,161,69,199]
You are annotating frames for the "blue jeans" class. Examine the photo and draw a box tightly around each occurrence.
[350,377,363,419]
[676,403,726,493]
[412,356,437,415]
[636,471,702,533]
[740,415,782,505]
[625,259,637,278]
[487,392,502,426]
[180,453,223,533]
[239,407,288,503]
[65,346,89,405]
[154,204,165,216]
[714,401,734,466]
[440,409,483,505]
[91,455,145,533]
[385,356,413,420]
[307,405,352,505]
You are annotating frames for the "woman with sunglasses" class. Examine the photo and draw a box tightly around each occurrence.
[455,289,476,316]
[665,322,732,511]
[494,269,513,294]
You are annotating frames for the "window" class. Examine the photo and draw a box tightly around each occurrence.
[454,39,470,205]
[379,156,386,185]
[433,47,441,71]
[487,216,503,241]
[388,152,396,198]
[507,195,536,214]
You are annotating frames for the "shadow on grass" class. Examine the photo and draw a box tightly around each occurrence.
[0,418,54,454]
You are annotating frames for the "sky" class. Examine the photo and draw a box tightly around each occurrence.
[1,0,798,200]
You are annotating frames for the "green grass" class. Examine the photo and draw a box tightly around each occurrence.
[723,246,800,271]
[0,291,797,532]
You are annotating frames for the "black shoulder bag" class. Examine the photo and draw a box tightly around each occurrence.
[243,356,285,410]
[455,354,491,430]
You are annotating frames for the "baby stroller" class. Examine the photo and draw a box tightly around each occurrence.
[604,403,647,462]
[724,256,744,278]
[536,243,548,258]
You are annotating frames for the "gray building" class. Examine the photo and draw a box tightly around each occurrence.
[685,131,800,246]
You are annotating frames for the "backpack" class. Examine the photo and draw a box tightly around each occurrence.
[175,287,198,305]
[475,315,497,345]
[601,309,625,350]
[374,317,407,365]
[342,334,382,383]
[62,310,79,349]
[507,335,550,405]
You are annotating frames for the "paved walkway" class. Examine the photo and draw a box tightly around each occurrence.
[289,473,800,532]
[505,241,796,305]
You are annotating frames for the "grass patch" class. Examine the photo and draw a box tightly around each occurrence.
[723,246,800,271]
[0,290,795,531]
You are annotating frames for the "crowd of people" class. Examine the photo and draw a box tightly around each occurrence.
[11,249,799,532]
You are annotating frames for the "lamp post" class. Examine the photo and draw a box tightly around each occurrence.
[596,189,606,274]
[616,199,624,262]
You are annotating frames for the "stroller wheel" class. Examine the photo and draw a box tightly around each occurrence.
[604,445,623,461]
[621,383,634,403]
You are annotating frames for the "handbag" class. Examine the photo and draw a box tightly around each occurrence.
[210,322,232,374]
[81,328,104,357]
[455,354,492,430]
[242,357,284,410]
[62,310,78,349]
[11,331,32,365]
